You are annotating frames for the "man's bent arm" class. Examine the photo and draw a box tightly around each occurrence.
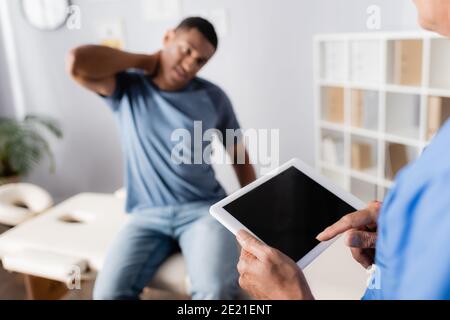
[66,45,159,96]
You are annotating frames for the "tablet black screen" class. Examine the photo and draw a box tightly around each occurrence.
[224,166,356,262]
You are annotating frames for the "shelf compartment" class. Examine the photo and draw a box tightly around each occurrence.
[384,142,418,180]
[321,129,345,167]
[350,40,381,83]
[426,96,450,140]
[350,135,378,177]
[385,92,421,139]
[320,120,345,133]
[430,39,450,90]
[321,86,345,124]
[351,178,378,203]
[320,41,347,82]
[350,89,379,130]
[387,39,423,86]
[378,187,391,201]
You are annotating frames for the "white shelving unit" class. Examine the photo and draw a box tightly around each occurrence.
[314,32,450,203]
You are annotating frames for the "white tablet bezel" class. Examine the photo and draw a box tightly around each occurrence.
[210,158,366,269]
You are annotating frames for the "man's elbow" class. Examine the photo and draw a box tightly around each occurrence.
[65,49,78,79]
[65,47,85,79]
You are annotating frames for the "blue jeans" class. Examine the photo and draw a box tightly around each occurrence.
[93,200,239,300]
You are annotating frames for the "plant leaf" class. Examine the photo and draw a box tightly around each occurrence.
[24,114,63,139]
[0,115,62,177]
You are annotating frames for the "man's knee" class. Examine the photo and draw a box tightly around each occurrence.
[191,278,240,300]
[93,285,140,300]
[189,262,240,300]
[92,286,121,300]
[93,274,140,300]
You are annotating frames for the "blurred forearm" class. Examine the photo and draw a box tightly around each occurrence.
[231,145,256,187]
[233,162,257,187]
[67,45,152,80]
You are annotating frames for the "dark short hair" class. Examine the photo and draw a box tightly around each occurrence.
[176,17,218,50]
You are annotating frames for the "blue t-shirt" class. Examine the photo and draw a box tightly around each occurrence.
[364,119,450,299]
[102,71,241,212]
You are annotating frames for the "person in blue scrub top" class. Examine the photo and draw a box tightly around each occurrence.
[235,0,450,300]
[67,17,256,300]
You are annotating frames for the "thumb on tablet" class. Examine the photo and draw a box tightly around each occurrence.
[236,230,267,260]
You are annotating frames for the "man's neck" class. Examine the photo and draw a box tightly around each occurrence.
[152,72,188,92]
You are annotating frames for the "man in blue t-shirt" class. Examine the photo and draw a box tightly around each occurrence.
[234,0,450,300]
[67,17,256,299]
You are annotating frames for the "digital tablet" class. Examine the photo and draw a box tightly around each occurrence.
[210,158,366,269]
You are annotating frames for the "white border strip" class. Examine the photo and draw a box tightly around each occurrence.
[0,0,26,119]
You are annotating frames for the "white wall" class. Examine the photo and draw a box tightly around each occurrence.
[0,21,15,118]
[0,0,421,201]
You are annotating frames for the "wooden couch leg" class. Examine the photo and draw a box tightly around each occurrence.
[24,275,68,300]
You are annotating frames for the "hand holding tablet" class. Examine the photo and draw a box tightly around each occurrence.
[210,158,366,269]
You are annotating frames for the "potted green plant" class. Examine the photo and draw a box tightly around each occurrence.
[0,114,63,185]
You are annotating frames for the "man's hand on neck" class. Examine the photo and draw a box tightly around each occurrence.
[138,51,179,91]
[137,51,161,77]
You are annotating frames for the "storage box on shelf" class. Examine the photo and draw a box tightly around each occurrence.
[387,39,423,87]
[321,129,345,167]
[350,89,379,130]
[350,135,377,178]
[427,96,450,140]
[314,32,450,203]
[321,86,345,123]
[385,142,419,181]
